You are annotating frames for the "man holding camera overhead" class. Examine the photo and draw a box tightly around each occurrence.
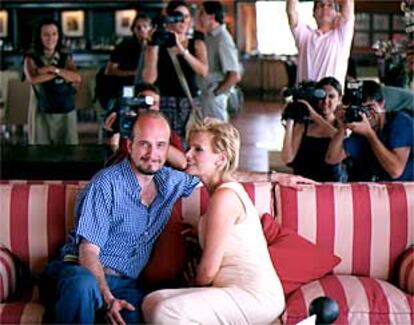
[286,0,354,87]
[325,80,414,181]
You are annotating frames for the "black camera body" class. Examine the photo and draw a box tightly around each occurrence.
[151,12,184,47]
[343,80,369,123]
[282,81,326,123]
[118,86,154,138]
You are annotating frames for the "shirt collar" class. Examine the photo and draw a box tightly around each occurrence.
[120,158,168,197]
[209,24,224,37]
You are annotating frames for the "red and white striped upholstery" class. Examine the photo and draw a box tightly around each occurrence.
[282,275,414,325]
[397,246,414,294]
[0,181,274,323]
[276,182,414,280]
[0,247,17,302]
[0,183,85,323]
[276,182,414,324]
[180,182,274,227]
[0,184,83,278]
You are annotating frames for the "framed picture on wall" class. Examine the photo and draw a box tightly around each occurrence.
[355,13,370,31]
[392,14,405,31]
[115,9,137,36]
[373,14,389,31]
[0,10,8,38]
[353,32,370,48]
[61,10,85,37]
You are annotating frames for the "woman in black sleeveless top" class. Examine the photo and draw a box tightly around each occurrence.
[281,77,347,182]
[143,1,208,143]
[23,18,81,145]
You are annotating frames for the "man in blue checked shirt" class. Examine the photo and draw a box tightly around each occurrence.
[40,111,199,324]
[40,111,313,324]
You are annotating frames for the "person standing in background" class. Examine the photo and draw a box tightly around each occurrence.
[143,0,208,143]
[24,17,81,145]
[105,13,152,86]
[197,1,240,122]
[286,0,354,88]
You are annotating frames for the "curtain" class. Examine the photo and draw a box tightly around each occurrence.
[237,3,257,54]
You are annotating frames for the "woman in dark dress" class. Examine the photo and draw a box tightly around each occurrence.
[143,0,208,143]
[281,77,347,182]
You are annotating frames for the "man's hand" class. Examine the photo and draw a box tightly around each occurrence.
[273,172,318,190]
[106,298,136,325]
[346,113,375,138]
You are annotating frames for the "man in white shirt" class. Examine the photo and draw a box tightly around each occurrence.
[198,1,240,121]
[286,0,355,87]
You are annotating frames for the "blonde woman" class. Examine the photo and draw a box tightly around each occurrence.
[142,118,285,324]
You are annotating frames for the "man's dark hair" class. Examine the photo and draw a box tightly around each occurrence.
[135,82,160,96]
[317,77,343,96]
[202,1,224,24]
[362,80,384,103]
[131,13,152,32]
[32,17,63,54]
[166,0,190,16]
[313,0,339,12]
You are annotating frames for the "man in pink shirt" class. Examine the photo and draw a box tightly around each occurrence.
[286,0,355,87]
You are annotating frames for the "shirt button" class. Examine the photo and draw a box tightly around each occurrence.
[144,231,148,236]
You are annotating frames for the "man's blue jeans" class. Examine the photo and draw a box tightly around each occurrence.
[40,260,145,324]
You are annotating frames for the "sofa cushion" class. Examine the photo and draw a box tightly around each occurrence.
[281,274,414,325]
[396,246,414,294]
[0,302,45,324]
[261,214,341,296]
[0,247,17,302]
[139,203,187,289]
[275,183,414,280]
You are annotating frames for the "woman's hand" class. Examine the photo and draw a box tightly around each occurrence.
[172,31,186,55]
[103,112,117,132]
[297,99,319,121]
[334,104,347,129]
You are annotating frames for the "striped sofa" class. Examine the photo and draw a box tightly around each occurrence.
[0,181,413,324]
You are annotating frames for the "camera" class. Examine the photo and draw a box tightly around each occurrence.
[118,86,155,138]
[282,81,326,123]
[343,80,369,123]
[150,12,185,47]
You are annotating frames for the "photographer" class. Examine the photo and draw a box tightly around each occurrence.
[103,83,187,170]
[326,80,414,181]
[142,0,208,142]
[281,77,347,182]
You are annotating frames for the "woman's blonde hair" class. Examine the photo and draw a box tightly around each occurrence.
[187,118,240,175]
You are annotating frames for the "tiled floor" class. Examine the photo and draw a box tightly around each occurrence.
[78,98,286,172]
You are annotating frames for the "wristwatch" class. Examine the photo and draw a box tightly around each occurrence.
[54,68,60,75]
[183,49,190,57]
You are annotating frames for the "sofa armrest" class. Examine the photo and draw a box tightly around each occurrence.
[0,246,18,302]
[396,246,414,294]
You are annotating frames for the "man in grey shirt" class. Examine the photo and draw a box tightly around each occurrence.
[197,1,240,121]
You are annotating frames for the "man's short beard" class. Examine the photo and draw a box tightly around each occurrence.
[137,166,158,175]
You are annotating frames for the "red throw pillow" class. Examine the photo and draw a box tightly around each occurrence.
[261,213,341,296]
[140,204,188,289]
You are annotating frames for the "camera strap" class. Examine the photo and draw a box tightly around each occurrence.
[167,48,203,120]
